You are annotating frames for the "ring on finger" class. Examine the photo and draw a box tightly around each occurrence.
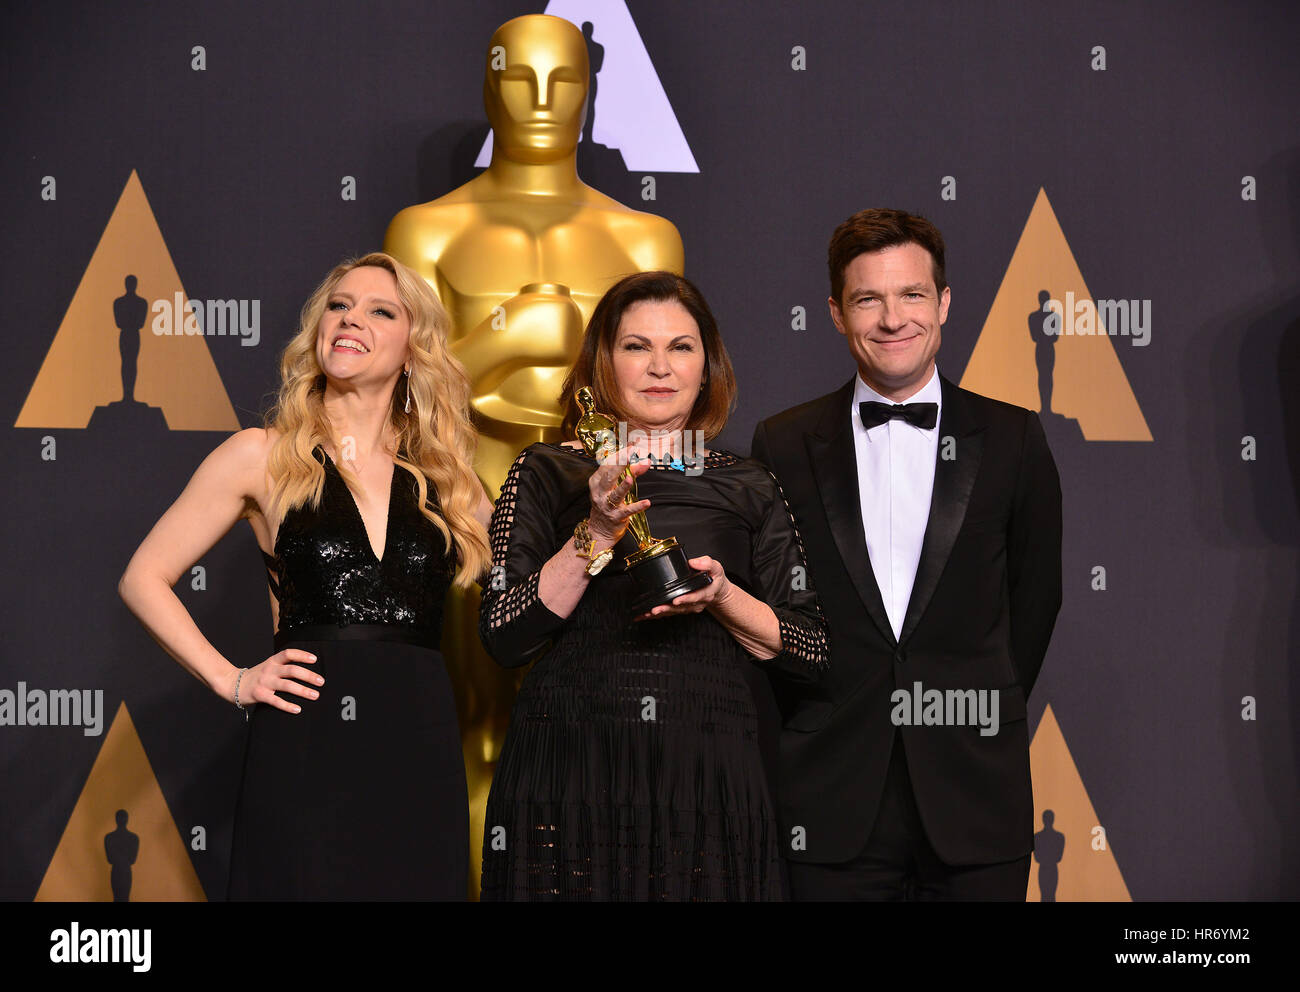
[605,490,622,509]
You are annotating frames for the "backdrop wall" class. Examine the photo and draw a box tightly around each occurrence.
[3,0,1297,901]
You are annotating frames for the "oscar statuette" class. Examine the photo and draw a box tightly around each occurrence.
[574,386,712,614]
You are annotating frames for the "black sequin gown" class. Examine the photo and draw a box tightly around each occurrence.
[227,444,468,900]
[478,442,829,901]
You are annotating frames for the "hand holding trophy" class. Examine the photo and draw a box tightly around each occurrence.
[575,386,712,614]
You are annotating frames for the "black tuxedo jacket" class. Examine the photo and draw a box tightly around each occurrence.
[751,373,1062,866]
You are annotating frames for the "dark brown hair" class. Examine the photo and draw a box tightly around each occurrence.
[827,208,948,305]
[558,271,737,441]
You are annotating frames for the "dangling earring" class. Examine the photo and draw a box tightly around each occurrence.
[404,366,412,413]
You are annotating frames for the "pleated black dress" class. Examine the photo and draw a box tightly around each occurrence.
[227,444,468,900]
[478,442,829,901]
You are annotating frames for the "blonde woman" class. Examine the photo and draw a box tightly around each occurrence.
[118,252,492,900]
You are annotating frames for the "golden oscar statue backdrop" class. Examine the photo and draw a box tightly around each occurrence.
[384,13,683,898]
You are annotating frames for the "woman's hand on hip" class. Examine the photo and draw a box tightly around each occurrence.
[228,649,324,714]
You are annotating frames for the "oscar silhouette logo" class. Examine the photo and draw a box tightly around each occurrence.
[36,702,206,901]
[15,170,238,432]
[961,188,1152,442]
[1025,705,1131,901]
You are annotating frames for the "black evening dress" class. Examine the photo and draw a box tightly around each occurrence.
[227,444,468,900]
[478,442,829,901]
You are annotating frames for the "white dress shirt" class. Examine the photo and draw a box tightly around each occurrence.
[851,366,943,640]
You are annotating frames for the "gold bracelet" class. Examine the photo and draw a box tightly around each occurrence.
[573,517,616,576]
[572,518,597,559]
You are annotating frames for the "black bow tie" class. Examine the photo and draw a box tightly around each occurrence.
[859,400,939,430]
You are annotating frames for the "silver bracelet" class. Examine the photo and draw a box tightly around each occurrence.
[234,667,250,722]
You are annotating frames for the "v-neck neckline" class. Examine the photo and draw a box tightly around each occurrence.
[320,447,399,567]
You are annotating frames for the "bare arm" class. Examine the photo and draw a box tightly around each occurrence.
[705,579,782,658]
[117,428,319,710]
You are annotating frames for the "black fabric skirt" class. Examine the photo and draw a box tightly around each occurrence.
[479,589,784,902]
[226,625,468,900]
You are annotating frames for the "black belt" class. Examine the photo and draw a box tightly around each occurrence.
[273,623,441,653]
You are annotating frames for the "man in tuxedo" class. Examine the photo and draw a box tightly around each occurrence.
[751,208,1062,900]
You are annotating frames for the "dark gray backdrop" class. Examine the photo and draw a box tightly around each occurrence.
[2,0,1297,900]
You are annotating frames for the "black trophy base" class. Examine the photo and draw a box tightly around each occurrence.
[627,542,712,614]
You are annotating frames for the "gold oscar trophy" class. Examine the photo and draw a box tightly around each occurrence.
[383,13,684,898]
[575,387,711,613]
[385,13,684,492]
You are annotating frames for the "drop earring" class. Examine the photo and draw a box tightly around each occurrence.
[404,366,411,413]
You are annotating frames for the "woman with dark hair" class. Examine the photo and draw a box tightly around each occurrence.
[478,270,829,900]
[119,252,493,899]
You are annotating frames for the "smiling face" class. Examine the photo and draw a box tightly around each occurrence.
[315,265,411,388]
[609,299,706,435]
[829,242,950,401]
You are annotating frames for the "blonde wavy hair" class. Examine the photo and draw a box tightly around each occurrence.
[260,252,490,589]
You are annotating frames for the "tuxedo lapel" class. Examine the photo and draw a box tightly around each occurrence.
[807,376,897,647]
[898,375,986,644]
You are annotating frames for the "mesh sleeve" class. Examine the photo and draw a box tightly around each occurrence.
[478,448,569,667]
[748,467,830,684]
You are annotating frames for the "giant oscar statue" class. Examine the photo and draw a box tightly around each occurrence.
[384,13,684,898]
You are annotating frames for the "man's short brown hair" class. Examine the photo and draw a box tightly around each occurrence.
[828,208,948,305]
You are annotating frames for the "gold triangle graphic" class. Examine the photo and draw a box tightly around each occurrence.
[35,701,207,901]
[15,170,239,430]
[1026,704,1131,901]
[960,188,1152,441]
